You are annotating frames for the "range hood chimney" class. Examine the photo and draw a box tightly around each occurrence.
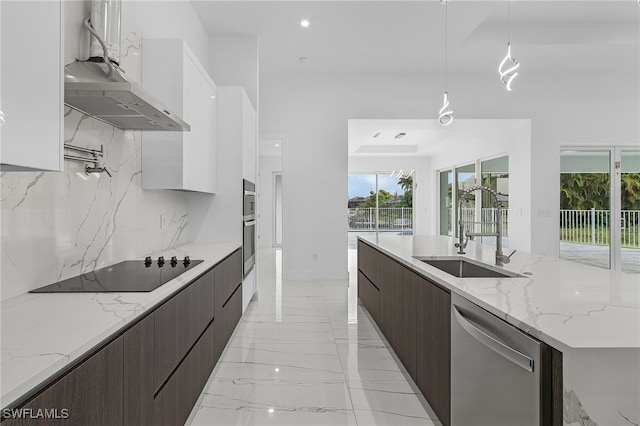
[64,0,190,131]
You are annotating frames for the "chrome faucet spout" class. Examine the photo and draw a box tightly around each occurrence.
[456,185,507,267]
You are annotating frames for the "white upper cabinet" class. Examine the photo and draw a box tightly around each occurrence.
[217,87,257,184]
[0,0,64,171]
[241,92,257,184]
[141,39,217,194]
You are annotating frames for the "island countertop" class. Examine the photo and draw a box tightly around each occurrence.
[0,241,241,410]
[358,234,640,351]
[359,235,640,425]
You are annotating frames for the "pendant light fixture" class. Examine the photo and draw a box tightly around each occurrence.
[439,0,454,126]
[498,0,520,91]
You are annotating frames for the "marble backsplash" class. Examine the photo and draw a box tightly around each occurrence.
[0,29,189,300]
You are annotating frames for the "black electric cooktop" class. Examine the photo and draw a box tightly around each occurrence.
[30,258,204,293]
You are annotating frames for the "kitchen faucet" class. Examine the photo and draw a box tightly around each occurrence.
[454,185,514,267]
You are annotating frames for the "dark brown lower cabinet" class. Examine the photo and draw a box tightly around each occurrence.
[214,283,243,363]
[124,313,155,426]
[3,338,123,426]
[393,267,418,380]
[3,248,245,426]
[154,320,215,426]
[377,252,397,340]
[357,271,380,322]
[358,242,449,425]
[359,251,418,381]
[357,240,380,285]
[416,278,451,426]
[154,267,215,392]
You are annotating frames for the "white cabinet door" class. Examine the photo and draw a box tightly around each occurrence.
[242,94,256,183]
[141,40,216,193]
[0,0,63,171]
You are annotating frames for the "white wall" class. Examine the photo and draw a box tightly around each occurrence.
[427,120,532,252]
[259,66,638,280]
[448,71,638,256]
[121,0,210,70]
[209,36,259,111]
[348,155,432,236]
[260,73,443,281]
[258,155,282,248]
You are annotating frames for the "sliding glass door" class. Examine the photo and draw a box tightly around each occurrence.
[618,150,640,273]
[439,170,453,236]
[560,148,639,273]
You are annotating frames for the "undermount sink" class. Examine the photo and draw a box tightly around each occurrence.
[414,257,522,278]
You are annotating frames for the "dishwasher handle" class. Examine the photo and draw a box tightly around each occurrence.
[453,305,534,373]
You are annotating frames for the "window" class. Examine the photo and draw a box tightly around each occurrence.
[348,172,414,245]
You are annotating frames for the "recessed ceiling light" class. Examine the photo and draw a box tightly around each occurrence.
[299,57,309,63]
[300,19,310,28]
[394,132,407,140]
[275,143,281,147]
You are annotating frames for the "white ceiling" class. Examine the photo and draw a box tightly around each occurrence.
[192,1,638,157]
[192,1,639,74]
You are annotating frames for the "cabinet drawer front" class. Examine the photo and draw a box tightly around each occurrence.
[358,271,380,323]
[224,283,243,343]
[214,249,242,310]
[124,314,155,426]
[357,241,379,284]
[416,278,451,426]
[4,338,123,426]
[154,268,214,391]
[154,320,215,426]
[214,282,242,363]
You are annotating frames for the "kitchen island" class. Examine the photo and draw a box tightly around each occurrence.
[358,234,639,426]
[0,241,242,417]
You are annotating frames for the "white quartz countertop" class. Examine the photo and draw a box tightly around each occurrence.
[359,235,640,351]
[0,241,241,410]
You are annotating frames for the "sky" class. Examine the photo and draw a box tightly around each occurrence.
[348,174,405,199]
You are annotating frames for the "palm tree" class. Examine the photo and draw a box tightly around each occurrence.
[397,176,413,208]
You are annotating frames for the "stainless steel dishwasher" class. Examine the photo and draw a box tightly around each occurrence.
[451,293,547,426]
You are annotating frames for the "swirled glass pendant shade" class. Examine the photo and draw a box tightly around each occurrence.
[498,42,520,91]
[438,92,453,126]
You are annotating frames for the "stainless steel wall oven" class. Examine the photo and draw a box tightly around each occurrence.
[243,179,256,277]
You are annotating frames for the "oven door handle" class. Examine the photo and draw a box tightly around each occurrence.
[244,220,256,227]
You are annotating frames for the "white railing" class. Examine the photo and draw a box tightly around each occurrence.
[560,209,640,248]
[348,207,413,231]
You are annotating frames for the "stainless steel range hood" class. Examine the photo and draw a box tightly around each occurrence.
[64,0,190,132]
[65,62,190,131]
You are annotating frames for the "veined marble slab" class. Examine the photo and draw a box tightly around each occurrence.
[0,242,240,410]
[359,235,640,426]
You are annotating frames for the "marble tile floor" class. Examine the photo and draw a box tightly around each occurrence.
[187,248,442,426]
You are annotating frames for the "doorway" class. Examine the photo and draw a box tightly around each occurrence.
[559,148,640,273]
[274,173,283,247]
